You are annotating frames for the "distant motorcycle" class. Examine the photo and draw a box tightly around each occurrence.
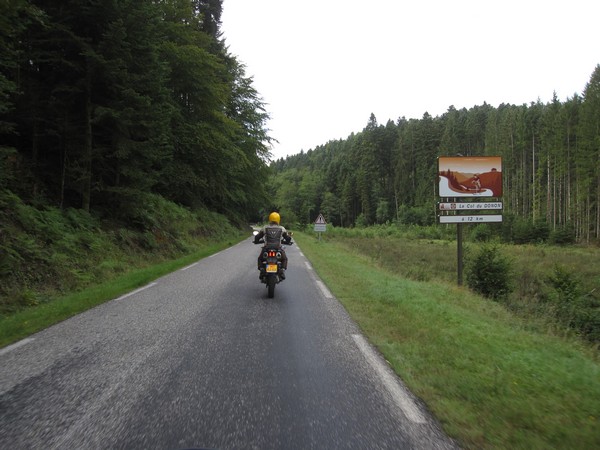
[253,231,293,298]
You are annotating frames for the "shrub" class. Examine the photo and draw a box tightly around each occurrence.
[466,244,513,300]
[397,205,435,226]
[355,213,368,228]
[0,288,38,315]
[0,189,242,317]
[375,199,392,224]
[549,226,576,245]
[547,265,580,302]
[546,265,599,339]
[509,218,550,244]
[470,224,494,242]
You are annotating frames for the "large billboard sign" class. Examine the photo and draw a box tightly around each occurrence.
[438,156,502,198]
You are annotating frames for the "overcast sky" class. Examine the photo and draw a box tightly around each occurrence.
[221,0,599,160]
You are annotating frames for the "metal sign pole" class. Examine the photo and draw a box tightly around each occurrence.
[457,223,463,286]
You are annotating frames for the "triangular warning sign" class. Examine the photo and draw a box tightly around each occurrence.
[315,213,327,224]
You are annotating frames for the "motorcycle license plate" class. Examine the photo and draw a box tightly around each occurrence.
[266,264,278,273]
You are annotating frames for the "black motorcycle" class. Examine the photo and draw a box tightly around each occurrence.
[253,232,293,298]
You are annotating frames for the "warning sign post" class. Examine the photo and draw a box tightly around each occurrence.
[314,214,327,238]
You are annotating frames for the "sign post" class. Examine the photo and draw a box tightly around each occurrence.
[314,213,327,241]
[437,156,503,286]
[457,223,463,286]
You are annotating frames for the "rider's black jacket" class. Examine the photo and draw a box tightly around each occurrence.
[254,225,290,247]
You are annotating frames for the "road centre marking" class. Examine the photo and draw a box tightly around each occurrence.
[0,338,35,356]
[116,282,157,301]
[352,334,426,424]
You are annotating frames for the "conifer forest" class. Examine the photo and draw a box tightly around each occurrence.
[1,0,271,224]
[2,1,600,245]
[271,66,600,244]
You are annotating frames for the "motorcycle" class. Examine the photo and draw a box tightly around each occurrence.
[253,231,293,298]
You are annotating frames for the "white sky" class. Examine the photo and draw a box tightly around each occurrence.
[221,0,599,160]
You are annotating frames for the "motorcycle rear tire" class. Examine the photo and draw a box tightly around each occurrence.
[267,274,276,298]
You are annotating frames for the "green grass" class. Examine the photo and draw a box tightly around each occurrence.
[295,231,600,449]
[0,237,243,348]
[317,226,600,343]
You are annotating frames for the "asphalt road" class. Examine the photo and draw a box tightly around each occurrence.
[0,237,457,449]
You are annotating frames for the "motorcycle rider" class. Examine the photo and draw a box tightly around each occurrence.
[253,212,291,279]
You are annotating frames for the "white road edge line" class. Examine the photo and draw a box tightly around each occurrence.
[181,262,198,271]
[0,338,35,356]
[352,334,426,424]
[315,280,333,299]
[305,261,313,270]
[116,282,157,301]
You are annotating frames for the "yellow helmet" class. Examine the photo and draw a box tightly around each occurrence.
[268,212,281,224]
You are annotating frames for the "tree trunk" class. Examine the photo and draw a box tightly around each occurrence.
[547,155,552,225]
[532,134,536,222]
[82,60,93,212]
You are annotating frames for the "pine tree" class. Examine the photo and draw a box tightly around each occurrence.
[578,65,600,240]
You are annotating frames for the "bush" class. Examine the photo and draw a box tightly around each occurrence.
[0,189,242,317]
[355,213,368,227]
[546,265,600,340]
[0,288,38,315]
[375,199,392,224]
[508,218,550,244]
[397,205,435,226]
[547,265,580,302]
[549,226,576,245]
[466,244,513,300]
[470,224,494,242]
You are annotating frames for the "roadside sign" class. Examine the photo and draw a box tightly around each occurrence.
[437,155,504,287]
[314,213,327,234]
[438,156,502,198]
[438,202,503,211]
[439,215,503,223]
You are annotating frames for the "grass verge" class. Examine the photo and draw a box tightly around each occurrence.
[295,232,600,449]
[0,236,243,348]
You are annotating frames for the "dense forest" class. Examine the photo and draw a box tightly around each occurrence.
[270,66,600,243]
[1,1,599,310]
[1,0,271,223]
[0,0,276,312]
